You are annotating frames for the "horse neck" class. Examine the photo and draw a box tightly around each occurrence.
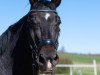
[12,24,40,75]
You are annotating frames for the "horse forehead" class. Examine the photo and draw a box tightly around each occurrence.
[45,13,51,20]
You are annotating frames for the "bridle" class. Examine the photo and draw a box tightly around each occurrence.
[28,9,58,54]
[30,9,56,12]
[27,9,58,75]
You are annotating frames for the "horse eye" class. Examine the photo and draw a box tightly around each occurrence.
[58,20,61,24]
[55,22,60,26]
[56,16,61,25]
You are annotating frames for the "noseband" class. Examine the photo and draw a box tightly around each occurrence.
[38,39,58,49]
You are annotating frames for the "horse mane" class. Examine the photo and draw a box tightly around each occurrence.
[0,14,28,56]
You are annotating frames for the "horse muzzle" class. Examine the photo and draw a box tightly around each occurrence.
[36,42,59,73]
[37,54,59,73]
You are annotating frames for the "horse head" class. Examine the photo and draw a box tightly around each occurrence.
[28,0,61,73]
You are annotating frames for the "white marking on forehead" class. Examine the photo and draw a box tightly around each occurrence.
[45,13,50,20]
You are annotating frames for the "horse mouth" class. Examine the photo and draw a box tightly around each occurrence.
[37,58,55,73]
[40,67,53,74]
[36,50,59,73]
[38,60,54,73]
[43,70,53,74]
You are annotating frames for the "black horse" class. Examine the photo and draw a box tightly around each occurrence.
[0,0,61,75]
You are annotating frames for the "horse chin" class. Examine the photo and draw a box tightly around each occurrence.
[39,67,53,74]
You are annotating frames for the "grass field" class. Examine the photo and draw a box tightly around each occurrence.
[56,53,100,75]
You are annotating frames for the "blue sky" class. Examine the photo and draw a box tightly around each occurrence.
[0,0,100,54]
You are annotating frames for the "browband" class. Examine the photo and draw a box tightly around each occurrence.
[30,10,56,12]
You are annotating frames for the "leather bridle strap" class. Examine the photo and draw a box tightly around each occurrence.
[30,10,56,12]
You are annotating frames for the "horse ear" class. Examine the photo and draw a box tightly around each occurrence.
[29,0,38,5]
[51,0,61,8]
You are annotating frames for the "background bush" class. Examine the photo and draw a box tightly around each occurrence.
[55,56,73,74]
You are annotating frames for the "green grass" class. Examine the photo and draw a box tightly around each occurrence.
[58,53,100,64]
[56,53,100,75]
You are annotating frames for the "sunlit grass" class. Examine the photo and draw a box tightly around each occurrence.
[58,53,100,64]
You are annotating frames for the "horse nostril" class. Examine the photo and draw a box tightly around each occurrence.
[39,54,46,64]
[54,54,59,60]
